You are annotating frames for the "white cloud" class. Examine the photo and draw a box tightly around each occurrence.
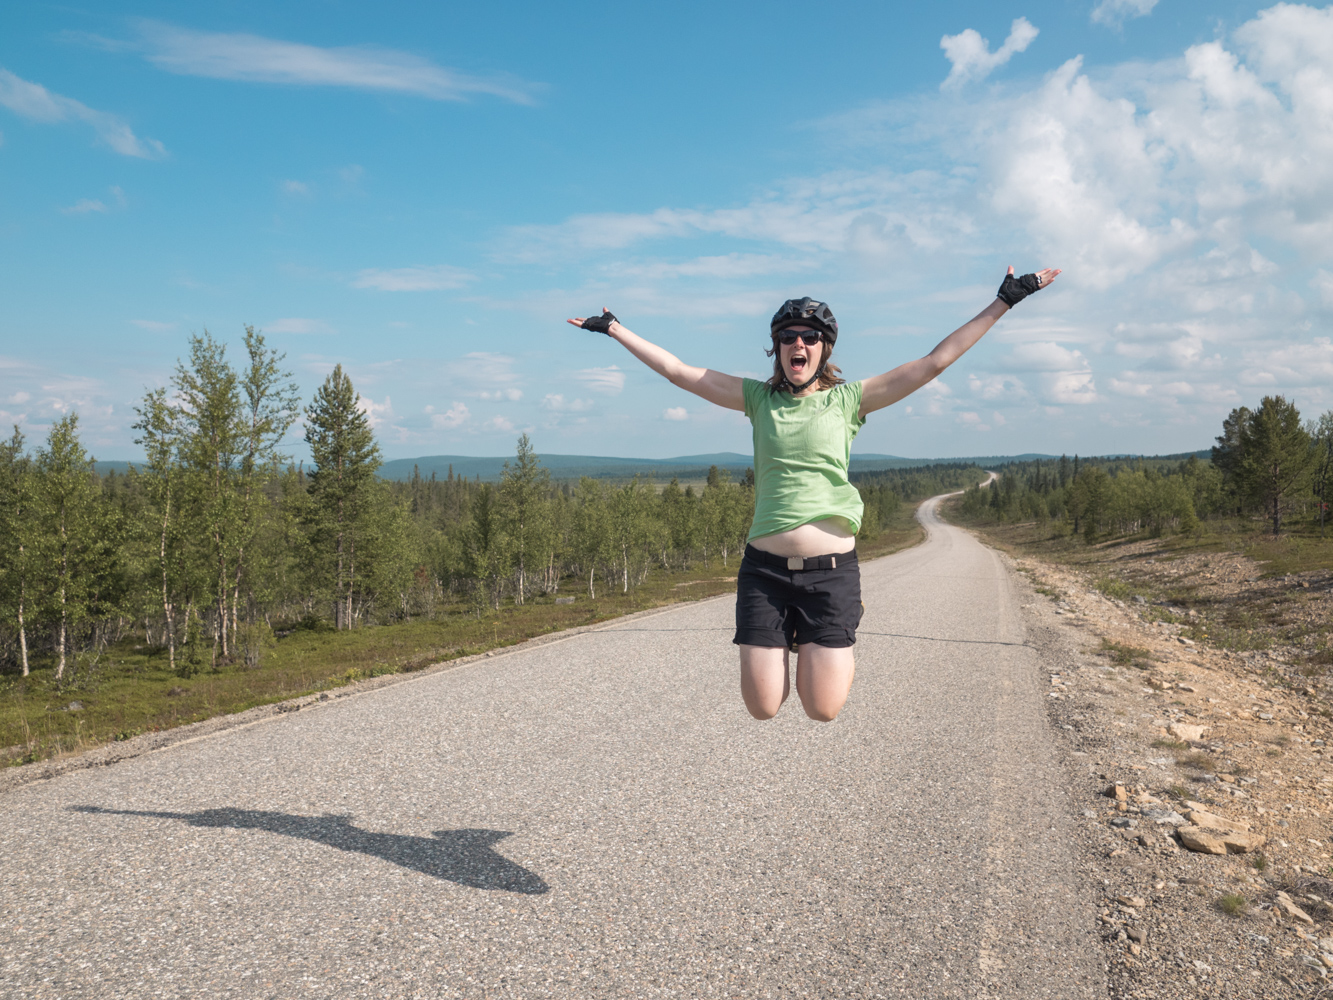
[0,67,165,158]
[956,411,991,431]
[462,353,521,393]
[1244,337,1333,383]
[356,394,393,428]
[940,17,1038,90]
[573,365,625,394]
[427,401,469,429]
[541,394,592,412]
[133,21,538,104]
[1108,377,1152,397]
[663,406,688,421]
[479,388,523,402]
[61,199,106,215]
[1004,342,1089,373]
[484,415,515,433]
[966,373,1028,402]
[8,391,30,405]
[265,317,334,335]
[1091,0,1158,28]
[351,265,474,291]
[282,179,309,196]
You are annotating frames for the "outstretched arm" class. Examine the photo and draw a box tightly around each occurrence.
[566,310,745,412]
[858,266,1060,418]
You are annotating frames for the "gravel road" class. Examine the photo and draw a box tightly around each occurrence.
[1,495,1105,999]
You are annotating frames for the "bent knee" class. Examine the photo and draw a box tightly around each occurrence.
[747,704,780,721]
[802,705,841,723]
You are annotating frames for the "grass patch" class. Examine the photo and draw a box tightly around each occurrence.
[1094,576,1136,601]
[1251,852,1268,873]
[1165,784,1190,801]
[1100,639,1156,668]
[1216,893,1248,917]
[1152,738,1190,750]
[1178,752,1219,772]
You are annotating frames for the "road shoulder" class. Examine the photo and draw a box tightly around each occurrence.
[1003,545,1328,997]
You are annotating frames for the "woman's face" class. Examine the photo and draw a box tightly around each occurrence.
[778,325,824,386]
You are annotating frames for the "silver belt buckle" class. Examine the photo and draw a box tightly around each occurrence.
[787,556,804,571]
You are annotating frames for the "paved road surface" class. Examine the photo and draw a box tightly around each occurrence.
[1,494,1103,999]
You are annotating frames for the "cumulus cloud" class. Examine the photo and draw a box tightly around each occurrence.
[131,21,539,104]
[479,387,523,402]
[427,401,469,429]
[663,406,688,421]
[573,365,625,394]
[0,68,165,158]
[541,394,592,412]
[351,265,474,291]
[940,17,1039,90]
[1091,0,1158,27]
[484,415,515,433]
[356,394,393,429]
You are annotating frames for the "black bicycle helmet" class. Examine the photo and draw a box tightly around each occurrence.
[770,297,838,344]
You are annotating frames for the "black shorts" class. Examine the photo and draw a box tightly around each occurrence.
[733,545,862,649]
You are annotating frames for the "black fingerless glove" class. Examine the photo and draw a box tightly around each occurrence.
[997,273,1042,307]
[580,311,618,334]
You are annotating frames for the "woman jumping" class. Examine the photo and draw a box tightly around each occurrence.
[567,265,1059,722]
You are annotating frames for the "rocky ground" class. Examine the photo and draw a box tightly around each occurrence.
[1008,543,1333,997]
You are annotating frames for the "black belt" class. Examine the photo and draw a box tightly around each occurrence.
[744,545,854,572]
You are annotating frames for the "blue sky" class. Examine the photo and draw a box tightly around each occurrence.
[3,1,1331,461]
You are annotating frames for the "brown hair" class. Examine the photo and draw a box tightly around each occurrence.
[764,333,846,394]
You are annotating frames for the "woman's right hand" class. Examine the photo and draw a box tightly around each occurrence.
[567,308,619,334]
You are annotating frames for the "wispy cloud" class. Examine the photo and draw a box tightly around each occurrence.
[130,319,176,333]
[351,264,474,291]
[939,17,1038,89]
[1091,0,1159,28]
[61,198,107,215]
[133,21,540,105]
[0,68,165,158]
[60,185,127,215]
[663,406,688,421]
[573,365,625,395]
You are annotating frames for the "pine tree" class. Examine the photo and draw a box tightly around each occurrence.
[305,364,382,628]
[498,434,552,605]
[1239,395,1312,536]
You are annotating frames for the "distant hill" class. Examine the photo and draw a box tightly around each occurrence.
[93,449,1212,483]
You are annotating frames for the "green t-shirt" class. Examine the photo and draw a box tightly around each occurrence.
[741,378,866,541]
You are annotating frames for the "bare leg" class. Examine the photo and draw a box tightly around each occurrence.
[738,644,791,720]
[795,644,856,722]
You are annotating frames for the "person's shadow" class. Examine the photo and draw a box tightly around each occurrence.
[71,806,548,895]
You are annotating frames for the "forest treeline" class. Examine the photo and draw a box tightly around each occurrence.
[956,395,1333,541]
[0,331,979,681]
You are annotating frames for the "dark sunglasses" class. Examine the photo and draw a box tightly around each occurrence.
[776,330,823,347]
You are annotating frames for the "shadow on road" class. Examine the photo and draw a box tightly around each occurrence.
[71,806,548,894]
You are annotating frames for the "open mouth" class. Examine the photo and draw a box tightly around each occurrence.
[788,352,808,374]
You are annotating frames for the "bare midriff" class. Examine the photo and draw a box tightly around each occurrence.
[748,516,857,558]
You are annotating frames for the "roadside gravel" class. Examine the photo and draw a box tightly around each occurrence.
[1007,550,1333,997]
